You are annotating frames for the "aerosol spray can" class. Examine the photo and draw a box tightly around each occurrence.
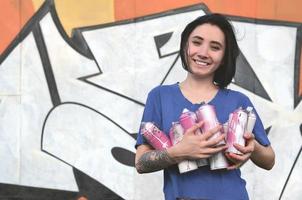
[179,109,208,167]
[179,109,201,134]
[170,122,198,173]
[246,107,257,133]
[140,122,172,150]
[222,122,228,135]
[196,104,225,145]
[226,108,248,155]
[196,104,228,170]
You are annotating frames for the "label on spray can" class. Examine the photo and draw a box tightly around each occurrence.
[179,108,208,167]
[195,104,228,169]
[196,104,225,145]
[179,108,201,135]
[140,122,172,150]
[170,122,198,173]
[170,122,184,145]
[209,151,230,170]
[226,108,248,155]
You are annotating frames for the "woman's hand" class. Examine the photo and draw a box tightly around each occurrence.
[168,121,227,162]
[225,132,255,170]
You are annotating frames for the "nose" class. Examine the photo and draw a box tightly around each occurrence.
[197,44,209,58]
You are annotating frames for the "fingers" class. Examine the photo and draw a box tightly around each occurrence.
[206,133,226,147]
[233,143,254,154]
[185,121,204,135]
[188,145,227,160]
[226,152,247,162]
[227,163,241,170]
[202,124,223,140]
[202,145,228,156]
[225,153,242,170]
[225,152,251,170]
[244,132,255,140]
[233,143,247,154]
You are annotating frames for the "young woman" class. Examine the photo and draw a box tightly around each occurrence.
[135,13,275,200]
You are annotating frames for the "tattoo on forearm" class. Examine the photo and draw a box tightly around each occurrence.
[136,150,176,173]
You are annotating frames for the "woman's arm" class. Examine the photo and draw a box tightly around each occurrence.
[135,123,227,173]
[250,140,275,170]
[225,133,275,170]
[135,144,177,174]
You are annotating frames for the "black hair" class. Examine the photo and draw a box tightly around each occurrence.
[180,13,239,88]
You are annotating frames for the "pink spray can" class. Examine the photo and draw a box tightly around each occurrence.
[196,104,228,170]
[170,122,198,173]
[179,108,208,167]
[140,122,172,150]
[226,108,248,155]
[179,108,201,134]
[196,104,225,145]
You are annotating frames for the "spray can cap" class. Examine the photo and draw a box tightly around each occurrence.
[182,108,189,113]
[246,106,253,112]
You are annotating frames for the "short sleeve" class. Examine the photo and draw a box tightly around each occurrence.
[135,88,162,149]
[242,96,271,146]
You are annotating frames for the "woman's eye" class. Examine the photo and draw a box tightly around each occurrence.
[211,46,220,51]
[192,41,201,45]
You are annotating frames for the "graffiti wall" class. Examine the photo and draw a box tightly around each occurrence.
[0,0,301,199]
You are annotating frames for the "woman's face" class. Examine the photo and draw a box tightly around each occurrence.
[186,23,225,78]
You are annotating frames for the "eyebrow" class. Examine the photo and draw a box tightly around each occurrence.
[192,36,224,48]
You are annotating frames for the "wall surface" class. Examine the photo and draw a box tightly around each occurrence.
[0,0,301,199]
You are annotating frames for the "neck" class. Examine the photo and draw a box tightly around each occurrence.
[179,74,219,104]
[182,73,217,92]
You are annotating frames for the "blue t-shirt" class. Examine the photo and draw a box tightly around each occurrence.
[136,83,270,200]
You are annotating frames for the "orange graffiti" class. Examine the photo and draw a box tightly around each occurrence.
[0,0,36,54]
[114,0,201,20]
[114,0,302,23]
[1,0,302,97]
[2,0,302,55]
[54,0,114,36]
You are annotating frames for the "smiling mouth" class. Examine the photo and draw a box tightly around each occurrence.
[193,59,211,66]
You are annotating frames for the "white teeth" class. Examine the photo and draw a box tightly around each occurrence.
[195,60,208,66]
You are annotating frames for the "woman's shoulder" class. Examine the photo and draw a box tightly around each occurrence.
[148,83,178,96]
[221,88,250,101]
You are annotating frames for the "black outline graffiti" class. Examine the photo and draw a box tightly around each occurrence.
[154,32,178,58]
[111,147,135,167]
[235,52,271,101]
[0,183,78,199]
[294,26,302,108]
[75,4,211,107]
[33,23,61,106]
[73,168,124,200]
[265,126,272,135]
[41,101,133,200]
[279,124,302,200]
[40,101,136,150]
[0,0,127,198]
[279,147,302,199]
[0,0,96,66]
[160,54,180,85]
[227,15,302,108]
[79,75,146,107]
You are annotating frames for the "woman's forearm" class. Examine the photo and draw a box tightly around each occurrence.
[135,149,177,173]
[250,141,275,170]
[135,126,227,173]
